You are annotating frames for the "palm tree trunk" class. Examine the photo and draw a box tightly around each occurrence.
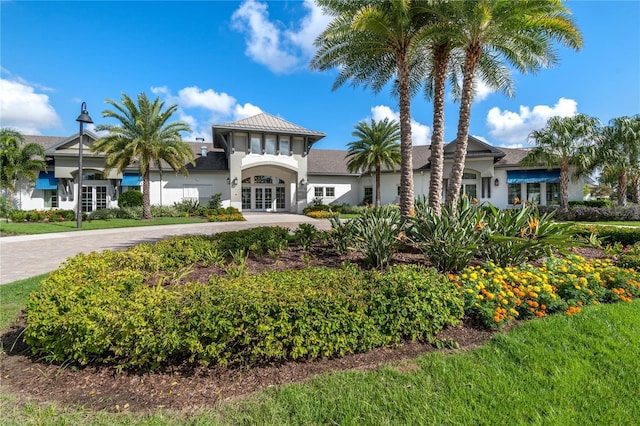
[618,170,628,206]
[142,168,152,219]
[397,52,414,217]
[447,42,480,208]
[631,175,640,204]
[560,161,569,208]
[375,164,382,208]
[428,45,450,216]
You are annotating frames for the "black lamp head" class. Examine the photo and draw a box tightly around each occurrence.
[76,102,93,124]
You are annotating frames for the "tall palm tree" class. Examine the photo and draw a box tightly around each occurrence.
[598,115,640,205]
[311,0,436,217]
[346,118,402,208]
[446,0,583,207]
[520,114,600,208]
[0,128,47,208]
[92,93,194,219]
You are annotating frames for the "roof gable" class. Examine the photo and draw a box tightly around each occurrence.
[444,135,506,159]
[213,113,325,138]
[44,130,99,155]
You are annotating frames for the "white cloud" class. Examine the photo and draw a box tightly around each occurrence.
[473,79,493,102]
[486,97,578,145]
[150,86,263,142]
[370,105,431,146]
[177,87,236,115]
[231,0,330,74]
[285,0,333,57]
[234,103,263,119]
[0,78,61,135]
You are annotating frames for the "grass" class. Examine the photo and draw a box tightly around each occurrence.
[0,274,47,329]
[1,271,638,424]
[0,217,208,235]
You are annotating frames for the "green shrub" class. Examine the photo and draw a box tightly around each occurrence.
[118,190,143,208]
[88,208,119,220]
[8,210,27,222]
[480,203,577,267]
[212,226,291,257]
[574,225,640,246]
[24,240,464,371]
[350,206,403,269]
[569,200,612,208]
[408,196,484,272]
[327,215,355,255]
[208,193,222,209]
[293,223,318,251]
[117,206,142,219]
[150,205,181,217]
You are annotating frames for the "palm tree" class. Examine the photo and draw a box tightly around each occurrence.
[0,128,47,208]
[92,93,194,219]
[346,118,402,208]
[311,0,436,217]
[598,115,640,205]
[446,0,583,207]
[520,114,600,208]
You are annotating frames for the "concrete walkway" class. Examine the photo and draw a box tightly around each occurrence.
[0,214,331,285]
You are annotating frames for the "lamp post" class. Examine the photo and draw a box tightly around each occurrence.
[76,102,93,229]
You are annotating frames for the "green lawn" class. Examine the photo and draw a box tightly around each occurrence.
[1,272,637,425]
[0,217,208,235]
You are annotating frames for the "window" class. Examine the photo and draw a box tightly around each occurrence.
[82,172,104,181]
[265,135,277,155]
[325,187,335,197]
[96,186,107,210]
[508,183,522,205]
[44,189,58,209]
[481,177,492,198]
[364,187,373,205]
[276,187,285,209]
[314,187,323,197]
[242,187,251,209]
[254,175,273,184]
[250,135,261,154]
[462,184,477,200]
[527,183,541,204]
[397,186,401,196]
[462,172,477,179]
[546,183,560,205]
[279,137,290,155]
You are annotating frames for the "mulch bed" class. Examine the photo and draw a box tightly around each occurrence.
[0,245,607,414]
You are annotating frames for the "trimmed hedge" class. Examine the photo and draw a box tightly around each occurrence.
[540,204,640,222]
[575,225,640,246]
[25,254,463,370]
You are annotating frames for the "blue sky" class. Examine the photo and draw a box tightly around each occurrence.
[1,0,639,150]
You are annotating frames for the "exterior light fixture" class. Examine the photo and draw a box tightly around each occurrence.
[75,102,93,229]
[300,178,307,186]
[226,177,231,185]
[232,177,238,186]
[494,178,499,187]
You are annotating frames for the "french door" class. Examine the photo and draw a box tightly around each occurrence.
[241,186,285,211]
[81,185,107,213]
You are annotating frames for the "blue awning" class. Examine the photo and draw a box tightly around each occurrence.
[121,173,141,186]
[34,171,58,190]
[507,170,560,184]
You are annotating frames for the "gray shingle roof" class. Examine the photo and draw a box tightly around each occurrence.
[213,113,326,138]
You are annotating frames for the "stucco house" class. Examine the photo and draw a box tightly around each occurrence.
[14,112,584,213]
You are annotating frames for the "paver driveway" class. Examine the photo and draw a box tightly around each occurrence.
[0,214,330,285]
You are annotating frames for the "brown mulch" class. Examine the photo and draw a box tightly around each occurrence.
[0,244,607,414]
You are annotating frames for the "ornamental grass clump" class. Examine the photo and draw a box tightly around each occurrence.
[407,196,484,272]
[453,255,640,329]
[350,205,403,269]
